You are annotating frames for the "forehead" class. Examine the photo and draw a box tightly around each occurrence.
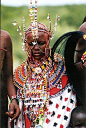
[79,22,86,34]
[26,31,49,41]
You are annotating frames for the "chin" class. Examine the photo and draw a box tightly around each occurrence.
[33,56,41,60]
[33,55,44,60]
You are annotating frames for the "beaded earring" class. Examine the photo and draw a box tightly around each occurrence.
[25,43,32,59]
[30,50,32,60]
[45,47,51,57]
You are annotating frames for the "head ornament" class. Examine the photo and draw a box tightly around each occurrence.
[12,0,60,52]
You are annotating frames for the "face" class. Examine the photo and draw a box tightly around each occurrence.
[75,38,86,63]
[72,112,86,128]
[26,31,50,60]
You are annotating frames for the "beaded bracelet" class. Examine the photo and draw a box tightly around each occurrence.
[10,95,19,104]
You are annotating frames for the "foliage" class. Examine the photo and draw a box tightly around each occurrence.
[1,5,86,70]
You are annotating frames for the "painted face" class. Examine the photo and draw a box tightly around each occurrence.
[72,112,86,128]
[26,31,50,60]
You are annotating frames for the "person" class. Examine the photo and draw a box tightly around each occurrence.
[12,1,77,125]
[0,30,20,128]
[74,17,86,106]
[13,22,77,128]
[75,18,86,71]
[69,106,86,128]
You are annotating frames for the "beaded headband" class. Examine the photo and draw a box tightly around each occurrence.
[12,0,60,51]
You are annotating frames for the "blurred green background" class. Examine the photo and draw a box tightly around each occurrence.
[1,5,86,71]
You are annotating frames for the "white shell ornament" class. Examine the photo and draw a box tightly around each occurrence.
[35,67,42,74]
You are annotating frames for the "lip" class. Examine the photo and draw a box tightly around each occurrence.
[33,51,41,54]
[33,54,41,60]
[33,54,41,57]
[33,52,41,56]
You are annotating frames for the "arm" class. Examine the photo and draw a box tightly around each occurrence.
[4,31,20,121]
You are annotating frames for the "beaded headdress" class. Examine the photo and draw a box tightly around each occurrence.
[12,0,60,52]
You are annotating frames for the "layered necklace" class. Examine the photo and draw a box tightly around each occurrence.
[23,56,52,127]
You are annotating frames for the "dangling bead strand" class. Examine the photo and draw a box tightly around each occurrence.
[51,15,60,40]
[47,14,51,34]
[22,16,26,51]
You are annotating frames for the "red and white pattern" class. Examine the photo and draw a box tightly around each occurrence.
[14,83,76,128]
[43,84,76,128]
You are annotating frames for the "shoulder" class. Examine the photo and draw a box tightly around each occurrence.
[13,60,27,89]
[1,30,12,48]
[54,53,65,63]
[1,30,11,39]
[54,53,66,73]
[14,61,26,74]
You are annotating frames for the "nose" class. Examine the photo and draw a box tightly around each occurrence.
[33,43,39,50]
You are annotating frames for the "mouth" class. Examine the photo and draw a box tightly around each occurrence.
[33,51,40,55]
[32,51,45,59]
[32,51,41,57]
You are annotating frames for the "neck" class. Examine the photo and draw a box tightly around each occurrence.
[27,55,49,68]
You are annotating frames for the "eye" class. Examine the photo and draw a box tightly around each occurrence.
[28,42,33,46]
[37,41,46,45]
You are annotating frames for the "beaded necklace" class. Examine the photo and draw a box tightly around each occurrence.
[13,53,66,127]
[22,56,51,126]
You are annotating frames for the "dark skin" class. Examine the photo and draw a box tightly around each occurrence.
[75,22,86,72]
[26,31,50,60]
[1,30,20,122]
[72,112,86,128]
[4,31,49,122]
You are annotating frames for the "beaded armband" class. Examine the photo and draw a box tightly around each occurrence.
[10,95,19,104]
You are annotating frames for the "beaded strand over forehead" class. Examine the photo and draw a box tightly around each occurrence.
[29,0,38,40]
[12,0,60,51]
[25,22,50,37]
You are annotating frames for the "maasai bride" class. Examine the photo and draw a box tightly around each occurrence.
[13,0,76,128]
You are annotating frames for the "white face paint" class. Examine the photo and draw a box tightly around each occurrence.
[32,41,37,46]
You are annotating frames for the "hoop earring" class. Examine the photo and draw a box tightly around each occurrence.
[30,50,32,60]
[45,47,51,57]
[25,43,32,59]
